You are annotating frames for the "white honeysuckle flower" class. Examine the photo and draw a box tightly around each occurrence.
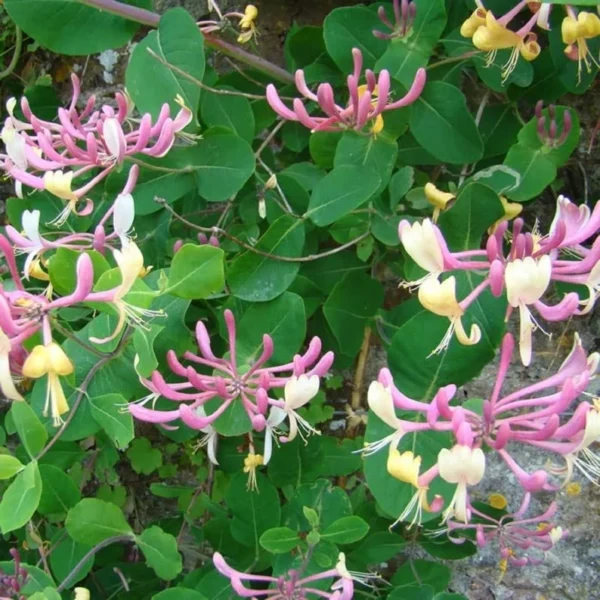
[264,405,287,465]
[103,117,126,162]
[0,328,23,402]
[284,374,320,409]
[1,124,28,170]
[398,219,444,282]
[113,192,135,246]
[505,256,552,366]
[194,405,219,465]
[438,444,485,523]
[21,210,44,279]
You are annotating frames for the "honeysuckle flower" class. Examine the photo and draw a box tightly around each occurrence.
[192,405,219,465]
[562,8,600,81]
[0,75,192,207]
[243,451,264,490]
[0,328,23,402]
[424,183,455,222]
[212,551,356,599]
[489,196,523,234]
[418,276,482,354]
[237,4,258,43]
[128,310,333,465]
[535,102,573,148]
[74,588,91,600]
[266,48,426,133]
[505,256,552,366]
[399,194,598,363]
[88,241,162,344]
[373,0,416,40]
[442,496,565,566]
[113,192,135,246]
[22,342,74,426]
[467,1,541,82]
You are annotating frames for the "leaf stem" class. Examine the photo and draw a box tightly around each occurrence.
[56,535,135,592]
[156,199,370,262]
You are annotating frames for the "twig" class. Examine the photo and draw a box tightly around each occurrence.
[34,329,132,461]
[0,25,23,81]
[256,156,294,214]
[255,120,286,158]
[56,535,135,593]
[156,199,370,262]
[224,57,268,88]
[351,327,372,411]
[427,50,480,70]
[458,89,490,187]
[51,319,111,358]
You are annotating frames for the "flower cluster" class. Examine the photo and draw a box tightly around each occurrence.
[535,101,573,148]
[128,309,334,468]
[266,48,426,134]
[0,180,155,426]
[213,551,356,599]
[0,549,28,600]
[0,74,191,223]
[365,330,598,563]
[398,194,600,365]
[373,0,416,40]
[197,1,259,44]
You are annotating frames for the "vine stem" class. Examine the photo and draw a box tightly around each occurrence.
[156,199,370,262]
[34,328,133,461]
[56,535,135,592]
[351,327,372,411]
[75,0,294,83]
[0,25,23,80]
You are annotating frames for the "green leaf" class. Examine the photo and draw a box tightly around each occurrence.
[376,0,447,86]
[0,461,42,533]
[127,438,163,475]
[0,454,23,480]
[502,144,557,202]
[11,401,48,459]
[201,91,255,143]
[38,464,80,516]
[136,526,183,581]
[388,585,436,600]
[307,165,381,227]
[309,131,342,169]
[321,516,369,544]
[228,215,305,302]
[126,8,205,125]
[323,272,384,357]
[479,105,522,159]
[259,527,301,554]
[166,244,225,299]
[28,588,62,600]
[437,183,504,250]
[226,473,281,554]
[192,129,256,201]
[434,594,469,600]
[348,531,407,565]
[389,166,415,210]
[235,292,306,364]
[409,82,483,164]
[65,498,133,545]
[49,530,94,587]
[133,324,165,378]
[89,393,134,450]
[49,248,111,296]
[391,559,451,592]
[4,0,150,55]
[334,132,398,195]
[323,6,388,73]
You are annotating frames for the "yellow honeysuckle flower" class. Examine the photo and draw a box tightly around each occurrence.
[243,452,264,490]
[22,343,74,426]
[43,170,77,202]
[472,12,541,82]
[461,8,488,38]
[387,448,421,488]
[238,5,258,44]
[424,182,455,221]
[488,196,523,233]
[562,11,600,82]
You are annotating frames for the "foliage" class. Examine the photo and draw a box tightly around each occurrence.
[0,0,598,598]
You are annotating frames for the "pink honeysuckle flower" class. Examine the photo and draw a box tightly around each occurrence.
[128,310,334,452]
[398,196,599,364]
[212,551,364,599]
[266,48,426,133]
[365,332,599,528]
[440,495,565,567]
[0,75,192,212]
[373,0,416,39]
